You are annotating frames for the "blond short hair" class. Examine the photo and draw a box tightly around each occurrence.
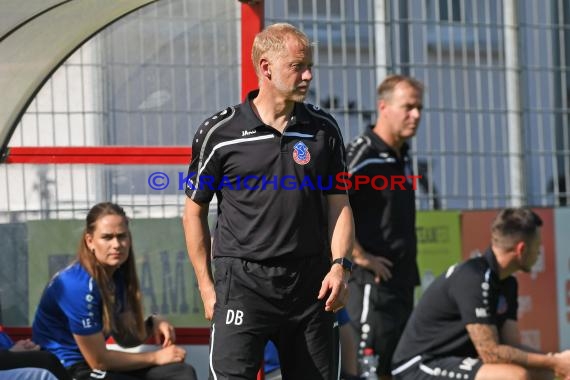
[251,22,312,78]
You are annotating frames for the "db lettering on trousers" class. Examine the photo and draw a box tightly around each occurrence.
[225,309,244,325]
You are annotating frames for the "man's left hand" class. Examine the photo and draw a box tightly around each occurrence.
[318,264,349,312]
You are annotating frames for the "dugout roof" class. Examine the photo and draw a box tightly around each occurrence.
[0,0,157,155]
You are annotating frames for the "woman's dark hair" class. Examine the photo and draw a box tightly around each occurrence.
[78,202,145,344]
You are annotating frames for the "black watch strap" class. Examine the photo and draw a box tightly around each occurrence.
[331,257,353,272]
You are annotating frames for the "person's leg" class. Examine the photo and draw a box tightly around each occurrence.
[346,267,378,356]
[0,350,70,380]
[278,256,339,380]
[125,363,197,380]
[66,361,138,380]
[209,257,279,380]
[392,356,483,380]
[339,323,359,378]
[0,368,57,380]
[374,286,414,380]
[475,363,537,380]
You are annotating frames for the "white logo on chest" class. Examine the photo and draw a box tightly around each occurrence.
[241,130,256,136]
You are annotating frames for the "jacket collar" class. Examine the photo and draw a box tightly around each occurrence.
[364,125,410,157]
[242,90,311,130]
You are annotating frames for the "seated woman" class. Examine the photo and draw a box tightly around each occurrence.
[32,202,197,380]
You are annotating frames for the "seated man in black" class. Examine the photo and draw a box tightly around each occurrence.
[392,208,570,380]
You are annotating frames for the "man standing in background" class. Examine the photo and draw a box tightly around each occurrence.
[345,74,424,379]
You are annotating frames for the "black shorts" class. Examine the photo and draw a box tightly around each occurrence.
[392,356,482,380]
[0,350,70,380]
[346,267,414,376]
[210,255,339,380]
[66,361,197,380]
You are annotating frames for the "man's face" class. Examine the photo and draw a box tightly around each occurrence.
[379,82,423,140]
[268,36,313,102]
[519,229,542,273]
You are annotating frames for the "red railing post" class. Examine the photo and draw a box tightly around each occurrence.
[240,0,264,99]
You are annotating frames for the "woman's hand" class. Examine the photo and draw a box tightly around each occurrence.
[10,339,40,352]
[149,315,176,347]
[154,344,187,365]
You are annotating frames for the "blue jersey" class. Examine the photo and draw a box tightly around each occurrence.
[0,327,14,350]
[32,262,124,367]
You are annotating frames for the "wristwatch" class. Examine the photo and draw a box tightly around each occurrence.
[331,257,353,273]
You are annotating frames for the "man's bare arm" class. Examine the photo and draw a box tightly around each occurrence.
[317,194,354,312]
[327,194,354,263]
[466,323,528,365]
[182,197,215,320]
[467,322,570,376]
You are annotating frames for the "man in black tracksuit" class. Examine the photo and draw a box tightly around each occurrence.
[182,23,354,380]
[345,74,424,379]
